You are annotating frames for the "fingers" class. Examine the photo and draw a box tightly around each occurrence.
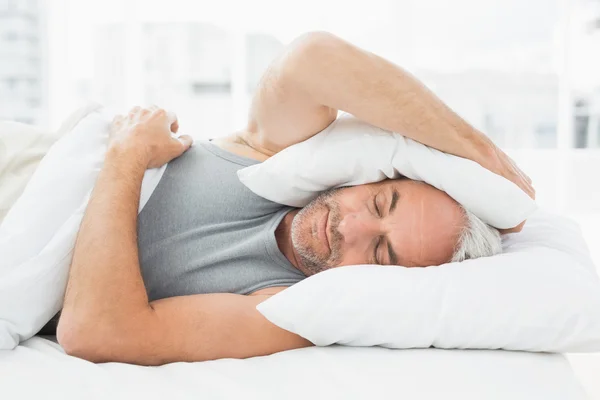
[506,155,531,183]
[123,105,179,133]
[507,155,532,185]
[512,163,535,199]
[146,105,179,133]
[128,106,141,118]
[513,173,532,199]
[176,134,194,149]
[506,166,534,200]
[171,118,179,133]
[163,110,178,133]
[165,110,178,132]
[501,152,535,199]
[169,134,194,159]
[513,170,535,199]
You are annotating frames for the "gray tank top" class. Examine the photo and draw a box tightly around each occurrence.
[136,140,306,302]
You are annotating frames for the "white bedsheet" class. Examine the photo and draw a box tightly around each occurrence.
[0,337,588,400]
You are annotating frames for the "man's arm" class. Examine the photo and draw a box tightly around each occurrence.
[62,290,313,366]
[57,107,312,365]
[248,31,483,157]
[245,31,534,204]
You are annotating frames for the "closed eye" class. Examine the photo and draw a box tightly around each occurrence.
[373,236,382,264]
[373,196,380,217]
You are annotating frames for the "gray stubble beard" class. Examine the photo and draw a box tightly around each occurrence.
[291,188,344,276]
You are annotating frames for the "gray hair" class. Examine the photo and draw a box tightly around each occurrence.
[451,207,503,263]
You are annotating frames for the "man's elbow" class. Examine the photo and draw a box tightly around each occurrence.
[57,313,127,363]
[283,31,345,79]
[291,31,341,53]
[57,311,164,365]
[57,320,106,363]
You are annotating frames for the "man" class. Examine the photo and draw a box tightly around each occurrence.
[54,32,534,365]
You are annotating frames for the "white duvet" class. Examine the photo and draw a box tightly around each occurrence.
[0,336,589,400]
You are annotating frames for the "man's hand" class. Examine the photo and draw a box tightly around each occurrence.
[478,141,535,200]
[474,139,535,234]
[109,105,193,169]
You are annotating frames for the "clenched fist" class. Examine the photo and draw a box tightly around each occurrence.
[108,105,193,169]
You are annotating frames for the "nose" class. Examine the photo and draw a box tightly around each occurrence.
[337,212,381,245]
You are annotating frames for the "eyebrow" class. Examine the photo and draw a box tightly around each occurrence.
[387,188,400,265]
[389,188,399,214]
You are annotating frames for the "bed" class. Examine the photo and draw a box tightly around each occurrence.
[0,336,589,399]
[0,111,594,399]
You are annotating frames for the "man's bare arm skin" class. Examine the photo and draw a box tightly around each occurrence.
[57,107,312,365]
[248,32,485,157]
[245,31,534,229]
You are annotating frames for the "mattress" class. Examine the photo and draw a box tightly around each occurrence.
[0,336,589,400]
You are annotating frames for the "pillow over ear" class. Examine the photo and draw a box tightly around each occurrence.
[0,103,102,226]
[238,112,537,229]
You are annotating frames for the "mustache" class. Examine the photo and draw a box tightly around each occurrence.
[322,192,344,264]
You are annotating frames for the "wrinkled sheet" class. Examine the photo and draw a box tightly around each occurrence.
[0,337,588,400]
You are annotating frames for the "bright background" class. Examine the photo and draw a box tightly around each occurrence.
[1,0,600,396]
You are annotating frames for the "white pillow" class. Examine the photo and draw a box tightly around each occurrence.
[0,104,103,226]
[257,210,600,353]
[238,113,536,229]
[0,104,167,349]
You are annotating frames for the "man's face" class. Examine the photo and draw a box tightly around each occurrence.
[290,179,465,275]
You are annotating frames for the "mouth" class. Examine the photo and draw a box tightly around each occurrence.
[320,207,331,255]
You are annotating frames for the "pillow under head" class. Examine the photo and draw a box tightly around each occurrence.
[257,210,600,353]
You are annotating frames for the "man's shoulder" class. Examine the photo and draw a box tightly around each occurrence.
[210,133,271,162]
